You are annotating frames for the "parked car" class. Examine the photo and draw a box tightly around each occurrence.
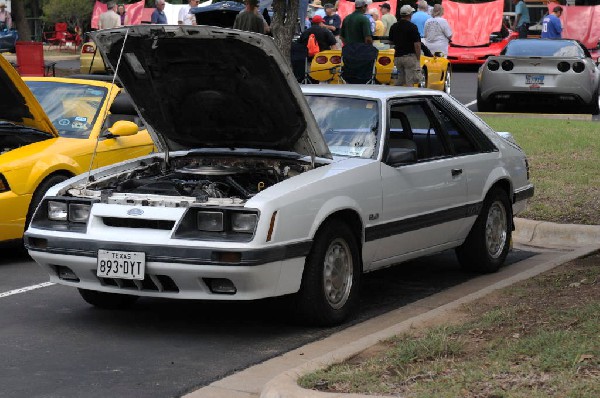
[0,58,155,245]
[477,38,600,114]
[25,25,533,326]
[0,28,17,53]
[79,40,108,74]
[308,48,452,93]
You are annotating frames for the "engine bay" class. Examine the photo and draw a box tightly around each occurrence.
[67,155,316,207]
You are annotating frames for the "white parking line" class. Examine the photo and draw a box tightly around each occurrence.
[0,282,55,299]
[465,99,476,108]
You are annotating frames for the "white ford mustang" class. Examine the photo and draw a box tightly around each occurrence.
[25,25,533,326]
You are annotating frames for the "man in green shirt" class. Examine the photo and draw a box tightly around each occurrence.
[340,0,373,45]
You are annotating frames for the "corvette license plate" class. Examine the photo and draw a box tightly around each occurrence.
[526,74,544,85]
[97,249,145,280]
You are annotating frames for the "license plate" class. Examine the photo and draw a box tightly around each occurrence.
[526,74,544,85]
[97,249,145,280]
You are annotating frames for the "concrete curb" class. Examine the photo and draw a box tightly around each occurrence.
[1,53,79,62]
[477,112,593,121]
[260,243,600,398]
[514,218,600,248]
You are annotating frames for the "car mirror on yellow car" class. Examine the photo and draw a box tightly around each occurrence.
[106,120,138,138]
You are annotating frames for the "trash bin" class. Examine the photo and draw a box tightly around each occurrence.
[15,41,45,77]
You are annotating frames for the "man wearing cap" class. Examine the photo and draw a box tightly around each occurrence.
[98,1,121,30]
[233,0,265,34]
[323,4,341,40]
[298,15,337,58]
[340,0,373,45]
[389,5,421,87]
[541,6,563,39]
[179,0,200,25]
[309,0,326,19]
[379,3,397,36]
[0,2,12,30]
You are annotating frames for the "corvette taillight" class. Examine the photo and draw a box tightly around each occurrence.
[501,60,514,71]
[82,44,96,54]
[487,60,500,71]
[315,55,328,64]
[557,61,570,72]
[572,62,585,73]
[378,56,392,66]
[330,55,342,64]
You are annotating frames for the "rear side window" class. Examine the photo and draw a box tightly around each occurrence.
[431,102,478,155]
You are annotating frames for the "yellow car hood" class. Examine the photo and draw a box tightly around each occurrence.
[0,56,58,137]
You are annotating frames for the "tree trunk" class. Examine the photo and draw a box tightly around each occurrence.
[271,0,299,65]
[13,0,32,42]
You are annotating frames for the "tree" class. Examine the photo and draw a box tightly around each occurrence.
[271,0,300,63]
[42,0,94,35]
[12,0,32,41]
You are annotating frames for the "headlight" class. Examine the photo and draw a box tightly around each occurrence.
[231,213,258,233]
[197,211,224,232]
[69,203,91,223]
[48,201,68,221]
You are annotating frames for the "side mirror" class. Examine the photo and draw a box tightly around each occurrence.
[386,148,417,166]
[106,120,138,138]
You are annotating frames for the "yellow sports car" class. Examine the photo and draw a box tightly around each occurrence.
[0,56,155,244]
[80,41,108,75]
[309,49,452,93]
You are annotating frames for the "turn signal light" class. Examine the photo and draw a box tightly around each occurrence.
[557,61,570,72]
[378,56,392,66]
[315,56,328,64]
[81,44,96,54]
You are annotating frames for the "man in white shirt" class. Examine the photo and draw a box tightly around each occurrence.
[98,1,121,30]
[179,0,200,25]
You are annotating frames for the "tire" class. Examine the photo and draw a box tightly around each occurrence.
[476,88,494,112]
[26,174,70,230]
[585,89,599,115]
[294,220,361,326]
[455,188,512,273]
[443,65,452,95]
[419,67,428,88]
[78,288,139,309]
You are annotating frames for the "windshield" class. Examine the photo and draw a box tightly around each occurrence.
[305,95,379,159]
[25,81,108,139]
[503,39,584,57]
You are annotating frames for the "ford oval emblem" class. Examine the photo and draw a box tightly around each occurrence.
[127,208,144,216]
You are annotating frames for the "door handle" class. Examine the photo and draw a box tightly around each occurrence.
[451,168,463,177]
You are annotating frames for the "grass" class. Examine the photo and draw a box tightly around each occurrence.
[481,117,600,225]
[299,253,600,397]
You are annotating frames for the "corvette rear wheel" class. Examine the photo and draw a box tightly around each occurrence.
[444,65,452,94]
[295,220,361,326]
[585,89,599,115]
[476,88,494,112]
[419,67,428,88]
[456,188,512,273]
[78,289,139,309]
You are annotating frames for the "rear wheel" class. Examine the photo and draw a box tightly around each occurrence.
[78,289,139,309]
[294,220,361,326]
[476,88,494,112]
[419,67,428,88]
[456,188,512,273]
[585,88,599,115]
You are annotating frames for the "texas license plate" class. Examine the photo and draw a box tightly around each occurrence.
[526,74,544,85]
[97,249,145,280]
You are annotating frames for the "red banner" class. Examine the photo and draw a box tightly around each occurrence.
[548,2,600,49]
[442,0,503,47]
[337,0,398,22]
[91,0,146,29]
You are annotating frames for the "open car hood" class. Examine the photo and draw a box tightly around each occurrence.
[91,26,331,159]
[0,56,58,137]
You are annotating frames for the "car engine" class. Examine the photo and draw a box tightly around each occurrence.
[67,155,315,207]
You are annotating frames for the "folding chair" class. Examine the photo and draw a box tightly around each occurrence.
[340,43,379,84]
[290,41,313,84]
[43,22,69,50]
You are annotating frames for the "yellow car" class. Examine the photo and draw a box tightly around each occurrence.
[0,56,155,244]
[309,49,452,93]
[80,41,108,74]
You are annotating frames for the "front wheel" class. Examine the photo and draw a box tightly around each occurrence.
[78,289,139,309]
[456,188,512,273]
[294,220,361,326]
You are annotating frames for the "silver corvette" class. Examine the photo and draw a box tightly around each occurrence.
[477,39,600,114]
